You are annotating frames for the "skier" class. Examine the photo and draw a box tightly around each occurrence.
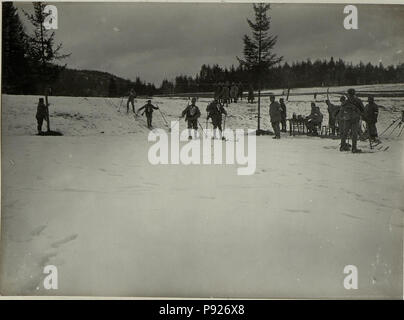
[248,85,254,103]
[206,98,227,140]
[279,98,287,132]
[347,88,365,139]
[137,99,159,129]
[325,99,340,136]
[269,95,282,139]
[238,82,244,101]
[181,97,201,139]
[339,95,362,153]
[221,82,230,106]
[36,97,49,134]
[214,82,222,101]
[363,95,380,143]
[230,83,239,103]
[305,103,323,136]
[127,88,137,113]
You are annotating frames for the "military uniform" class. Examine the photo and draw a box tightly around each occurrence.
[269,101,282,138]
[127,89,137,113]
[138,102,158,128]
[280,101,287,132]
[305,106,323,135]
[182,104,201,130]
[326,101,340,135]
[340,99,363,151]
[206,100,227,131]
[36,100,49,134]
[364,102,379,140]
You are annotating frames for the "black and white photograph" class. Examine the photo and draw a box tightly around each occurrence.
[0,1,403,299]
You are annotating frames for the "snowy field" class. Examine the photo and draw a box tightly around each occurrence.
[1,86,403,298]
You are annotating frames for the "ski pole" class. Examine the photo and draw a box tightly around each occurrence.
[397,123,404,137]
[158,108,169,127]
[379,118,399,137]
[198,120,207,137]
[119,96,124,111]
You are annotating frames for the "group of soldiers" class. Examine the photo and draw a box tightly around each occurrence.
[326,88,380,153]
[214,82,244,105]
[267,88,380,153]
[35,86,380,152]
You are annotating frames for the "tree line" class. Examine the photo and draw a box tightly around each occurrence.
[160,58,404,94]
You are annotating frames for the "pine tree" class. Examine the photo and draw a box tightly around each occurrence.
[2,2,31,93]
[238,3,282,134]
[23,2,70,94]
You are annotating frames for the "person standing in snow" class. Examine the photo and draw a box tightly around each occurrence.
[181,97,201,139]
[238,82,244,101]
[230,82,239,103]
[137,99,159,129]
[347,88,365,139]
[269,95,282,139]
[214,82,222,101]
[127,88,137,114]
[248,85,254,104]
[36,97,49,135]
[221,82,230,106]
[326,99,340,136]
[363,96,380,143]
[339,95,362,153]
[279,98,287,132]
[206,98,227,140]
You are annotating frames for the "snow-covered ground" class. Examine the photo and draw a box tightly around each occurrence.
[1,87,403,298]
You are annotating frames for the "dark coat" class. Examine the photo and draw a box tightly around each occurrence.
[280,102,287,120]
[347,96,365,114]
[182,104,201,121]
[340,101,361,121]
[206,101,227,121]
[364,102,379,123]
[138,103,158,116]
[269,101,282,122]
[36,101,48,119]
[307,107,323,124]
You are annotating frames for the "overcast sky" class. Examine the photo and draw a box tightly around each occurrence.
[16,2,404,86]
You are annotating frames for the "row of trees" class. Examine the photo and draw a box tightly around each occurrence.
[158,58,404,94]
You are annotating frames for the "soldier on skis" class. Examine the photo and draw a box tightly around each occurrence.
[363,95,380,143]
[181,97,201,139]
[137,99,159,129]
[230,82,239,103]
[326,99,340,136]
[269,95,282,139]
[221,82,230,106]
[238,82,244,101]
[36,97,50,135]
[247,85,254,103]
[339,93,363,153]
[206,98,227,140]
[279,98,287,132]
[127,88,137,114]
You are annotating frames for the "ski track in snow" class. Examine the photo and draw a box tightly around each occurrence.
[1,87,404,298]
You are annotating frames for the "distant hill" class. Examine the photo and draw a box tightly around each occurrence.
[48,68,157,98]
